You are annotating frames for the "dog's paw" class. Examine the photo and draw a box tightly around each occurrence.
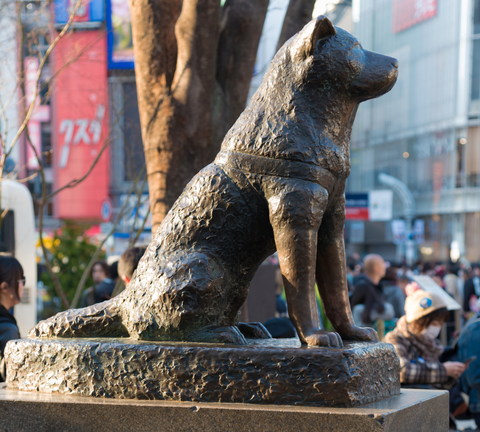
[339,325,379,343]
[304,330,343,348]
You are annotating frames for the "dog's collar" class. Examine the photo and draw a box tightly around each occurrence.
[214,150,336,194]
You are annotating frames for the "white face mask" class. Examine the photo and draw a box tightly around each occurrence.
[422,324,442,339]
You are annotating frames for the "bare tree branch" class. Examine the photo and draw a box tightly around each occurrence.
[70,171,144,308]
[47,138,112,201]
[8,0,83,154]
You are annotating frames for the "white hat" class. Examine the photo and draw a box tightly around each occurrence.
[405,290,447,323]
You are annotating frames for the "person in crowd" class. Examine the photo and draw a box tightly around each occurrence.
[421,262,434,275]
[350,254,394,326]
[263,268,297,338]
[81,260,109,307]
[432,267,445,290]
[0,254,24,381]
[397,274,411,295]
[455,313,480,429]
[118,247,147,286]
[94,261,119,303]
[444,265,463,306]
[405,281,423,297]
[385,290,466,386]
[464,264,480,314]
[380,267,406,319]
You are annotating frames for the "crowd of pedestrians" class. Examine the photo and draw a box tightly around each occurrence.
[347,253,480,431]
[3,244,480,429]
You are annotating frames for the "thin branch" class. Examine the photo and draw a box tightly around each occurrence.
[7,0,83,154]
[47,137,112,201]
[131,206,151,246]
[70,170,145,308]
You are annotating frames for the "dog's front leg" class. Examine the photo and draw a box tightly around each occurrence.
[316,195,379,343]
[267,181,342,347]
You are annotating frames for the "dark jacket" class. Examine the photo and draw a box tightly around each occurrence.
[458,314,480,412]
[0,305,20,382]
[0,305,19,356]
[463,277,480,312]
[381,281,406,318]
[350,274,386,324]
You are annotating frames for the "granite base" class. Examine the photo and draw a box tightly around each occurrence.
[0,386,448,432]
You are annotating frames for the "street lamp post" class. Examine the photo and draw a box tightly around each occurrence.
[378,173,416,266]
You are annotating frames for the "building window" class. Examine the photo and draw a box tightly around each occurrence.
[475,0,480,35]
[472,40,480,103]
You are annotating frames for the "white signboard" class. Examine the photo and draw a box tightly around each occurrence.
[369,190,393,221]
[392,219,406,245]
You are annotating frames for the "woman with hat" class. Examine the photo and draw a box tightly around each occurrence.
[385,290,466,385]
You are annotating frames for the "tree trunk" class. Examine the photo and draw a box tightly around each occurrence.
[131,0,308,231]
[276,0,316,52]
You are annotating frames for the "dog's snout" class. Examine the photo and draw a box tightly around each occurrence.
[391,60,398,69]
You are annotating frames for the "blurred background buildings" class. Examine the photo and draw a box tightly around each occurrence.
[347,0,480,265]
[3,0,480,267]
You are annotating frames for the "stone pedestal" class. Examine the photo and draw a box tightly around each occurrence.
[0,386,448,432]
[6,338,399,407]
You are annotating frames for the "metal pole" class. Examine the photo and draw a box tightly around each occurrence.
[378,173,417,266]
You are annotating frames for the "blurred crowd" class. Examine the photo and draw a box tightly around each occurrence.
[2,246,480,430]
[346,254,480,431]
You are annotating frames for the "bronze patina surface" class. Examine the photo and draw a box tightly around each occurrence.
[28,16,398,349]
[6,338,400,407]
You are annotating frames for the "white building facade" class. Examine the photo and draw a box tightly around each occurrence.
[349,0,480,263]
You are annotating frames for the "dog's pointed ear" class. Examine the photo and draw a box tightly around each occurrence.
[292,16,336,60]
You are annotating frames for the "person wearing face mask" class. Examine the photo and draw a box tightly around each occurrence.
[385,290,466,385]
[0,254,24,381]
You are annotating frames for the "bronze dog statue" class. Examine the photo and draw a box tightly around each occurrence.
[31,16,398,347]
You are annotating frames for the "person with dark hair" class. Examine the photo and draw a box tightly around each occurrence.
[81,260,109,307]
[94,261,119,304]
[380,267,405,319]
[91,261,109,283]
[350,254,394,326]
[118,247,147,286]
[0,254,24,381]
[385,290,466,385]
[464,264,480,314]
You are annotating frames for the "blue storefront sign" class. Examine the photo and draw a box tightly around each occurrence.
[54,0,105,24]
[106,0,135,69]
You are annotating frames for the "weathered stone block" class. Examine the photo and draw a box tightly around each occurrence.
[6,338,400,407]
[0,386,448,432]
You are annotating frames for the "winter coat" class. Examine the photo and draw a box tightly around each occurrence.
[458,314,480,413]
[444,273,462,306]
[381,281,406,318]
[464,277,480,312]
[385,316,447,384]
[0,305,20,382]
[350,274,386,325]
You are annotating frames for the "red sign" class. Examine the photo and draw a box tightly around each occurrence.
[392,0,437,33]
[346,208,369,221]
[53,30,109,220]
